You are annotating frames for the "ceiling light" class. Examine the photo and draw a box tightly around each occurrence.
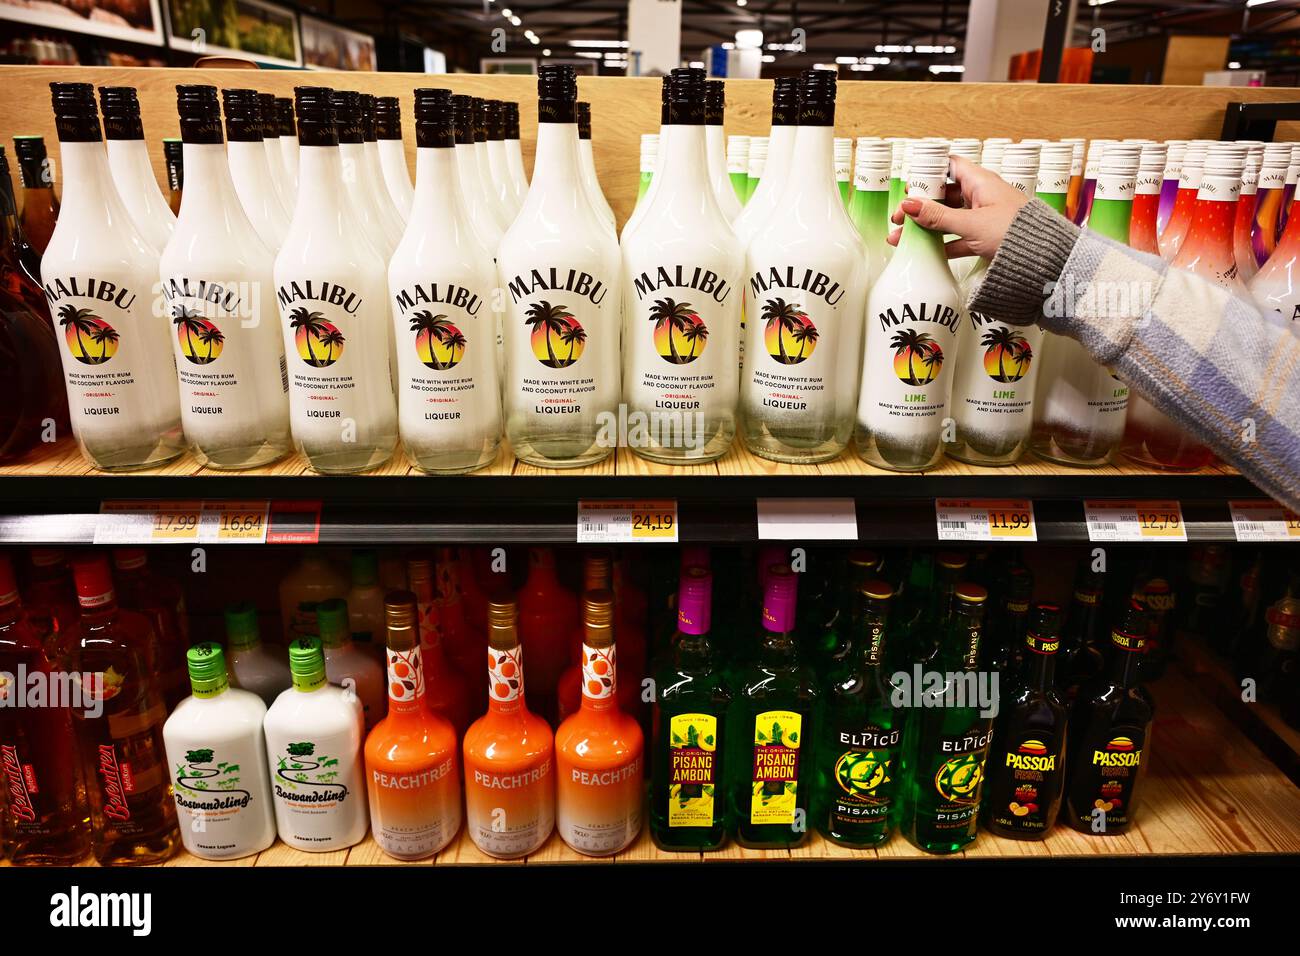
[509,15,521,26]
[735,28,763,50]
[850,63,875,72]
[501,7,512,16]
[542,48,550,56]
[575,51,602,58]
[737,0,748,6]
[1228,61,1242,68]
[813,63,837,71]
[929,64,965,74]
[528,35,539,44]
[761,55,775,63]
[569,39,628,48]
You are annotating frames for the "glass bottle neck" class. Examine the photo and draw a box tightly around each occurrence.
[411,143,461,222]
[527,121,582,196]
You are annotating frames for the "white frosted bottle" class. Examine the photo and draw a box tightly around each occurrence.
[484,99,519,222]
[577,101,616,235]
[497,65,621,468]
[274,96,300,196]
[274,86,397,475]
[856,141,962,472]
[253,93,293,217]
[621,77,672,241]
[264,637,368,852]
[946,138,983,283]
[317,598,386,732]
[388,87,503,474]
[451,93,506,259]
[164,642,277,861]
[98,85,174,254]
[502,102,530,212]
[224,603,292,709]
[335,92,401,263]
[160,85,291,471]
[622,68,740,464]
[730,77,800,254]
[374,95,415,221]
[42,81,184,471]
[704,80,742,222]
[360,93,408,246]
[742,69,867,464]
[473,97,513,234]
[222,88,291,253]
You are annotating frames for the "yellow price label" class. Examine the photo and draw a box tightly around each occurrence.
[936,498,1036,541]
[630,506,677,540]
[213,503,268,542]
[1136,505,1183,538]
[578,500,679,543]
[1084,500,1186,542]
[150,503,203,540]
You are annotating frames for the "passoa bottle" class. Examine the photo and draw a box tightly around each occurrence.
[622,68,741,464]
[224,603,291,708]
[856,141,957,471]
[555,589,644,856]
[163,642,277,860]
[263,636,368,852]
[497,65,621,468]
[317,598,386,731]
[703,80,742,222]
[274,86,397,474]
[388,87,502,475]
[98,86,174,253]
[12,135,59,255]
[364,592,462,860]
[43,82,184,471]
[981,603,1067,840]
[0,554,90,865]
[650,567,731,851]
[69,555,180,865]
[463,597,556,858]
[221,88,291,254]
[1057,568,1107,706]
[374,95,414,220]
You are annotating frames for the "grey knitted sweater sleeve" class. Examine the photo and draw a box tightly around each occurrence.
[968,198,1300,513]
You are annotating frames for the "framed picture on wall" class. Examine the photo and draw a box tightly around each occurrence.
[301,14,376,71]
[480,57,538,75]
[164,0,302,67]
[0,0,165,46]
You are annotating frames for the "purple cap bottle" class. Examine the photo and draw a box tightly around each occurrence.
[677,566,712,635]
[762,565,798,633]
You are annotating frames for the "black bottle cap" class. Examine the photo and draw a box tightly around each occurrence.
[771,76,800,126]
[374,96,401,140]
[576,101,592,140]
[221,88,263,143]
[538,63,577,123]
[176,84,223,145]
[359,93,378,141]
[705,79,725,126]
[98,85,143,140]
[331,89,364,144]
[276,97,296,137]
[251,92,275,140]
[485,100,506,141]
[50,82,102,143]
[503,101,521,138]
[12,135,50,188]
[294,86,338,147]
[799,68,837,126]
[667,68,704,125]
[470,97,487,143]
[450,94,475,145]
[660,75,671,125]
[413,88,454,149]
[163,138,184,190]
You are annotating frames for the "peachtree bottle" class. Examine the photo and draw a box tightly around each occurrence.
[742,70,866,464]
[274,86,397,475]
[160,84,292,471]
[163,642,277,861]
[813,579,904,848]
[899,583,993,855]
[98,86,175,254]
[221,88,291,253]
[856,141,960,472]
[650,567,731,851]
[497,65,621,468]
[43,82,184,471]
[981,604,1067,840]
[388,88,502,475]
[1063,604,1155,836]
[622,68,741,464]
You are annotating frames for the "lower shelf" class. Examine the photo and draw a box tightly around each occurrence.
[14,671,1300,868]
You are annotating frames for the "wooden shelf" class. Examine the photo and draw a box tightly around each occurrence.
[14,671,1298,869]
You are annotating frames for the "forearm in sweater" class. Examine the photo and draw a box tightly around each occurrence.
[969,198,1300,513]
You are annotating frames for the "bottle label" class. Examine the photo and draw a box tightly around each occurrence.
[467,757,554,857]
[1197,174,1241,203]
[1135,172,1163,196]
[1094,175,1136,202]
[828,723,899,830]
[1069,726,1147,830]
[487,645,523,702]
[951,310,1043,447]
[1266,597,1300,651]
[986,731,1062,834]
[557,754,642,854]
[95,742,138,830]
[667,713,718,828]
[387,645,425,705]
[271,739,352,809]
[853,167,889,192]
[749,710,802,825]
[1,743,40,830]
[580,643,616,700]
[925,722,993,833]
[369,754,461,859]
[169,743,261,854]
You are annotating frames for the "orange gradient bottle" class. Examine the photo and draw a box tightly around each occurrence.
[364,590,462,860]
[555,589,644,856]
[463,597,555,858]
[408,558,471,737]
[557,549,614,723]
[432,548,484,712]
[518,546,578,725]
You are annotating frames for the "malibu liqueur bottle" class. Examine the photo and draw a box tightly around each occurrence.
[813,580,904,848]
[650,567,731,851]
[726,565,817,849]
[899,583,993,854]
[982,603,1067,840]
[1062,604,1155,836]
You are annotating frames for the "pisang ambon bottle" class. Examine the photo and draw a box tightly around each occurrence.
[42,82,185,472]
[274,86,397,475]
[69,555,180,865]
[555,589,644,856]
[388,88,502,475]
[742,70,866,464]
[364,591,462,860]
[0,553,90,865]
[97,85,175,254]
[622,68,741,465]
[221,88,291,254]
[856,140,958,471]
[463,597,556,859]
[161,84,292,471]
[497,65,621,469]
[12,135,59,255]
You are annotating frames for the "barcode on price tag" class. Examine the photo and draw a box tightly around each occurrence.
[578,500,678,543]
[96,500,271,545]
[1083,500,1186,542]
[1228,500,1300,542]
[935,499,1036,542]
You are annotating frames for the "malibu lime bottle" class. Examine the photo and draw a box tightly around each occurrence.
[899,583,994,854]
[650,567,731,851]
[982,603,1067,839]
[1062,602,1155,836]
[813,580,904,847]
[726,565,817,849]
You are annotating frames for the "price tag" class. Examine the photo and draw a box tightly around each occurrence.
[1228,500,1300,542]
[578,500,678,543]
[96,501,204,544]
[201,501,270,544]
[935,499,1036,542]
[757,498,858,540]
[1083,500,1186,542]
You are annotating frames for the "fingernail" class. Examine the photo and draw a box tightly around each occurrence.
[901,199,923,215]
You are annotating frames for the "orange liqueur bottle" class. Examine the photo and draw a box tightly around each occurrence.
[364,590,462,860]
[555,589,644,856]
[408,558,471,737]
[464,598,555,858]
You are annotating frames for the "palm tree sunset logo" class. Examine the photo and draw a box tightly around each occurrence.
[650,297,709,364]
[409,310,466,370]
[761,297,818,365]
[980,327,1032,383]
[171,305,226,365]
[58,304,119,365]
[526,299,585,368]
[891,328,944,386]
[288,306,345,368]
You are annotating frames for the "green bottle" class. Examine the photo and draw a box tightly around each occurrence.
[1035,142,1072,215]
[847,139,892,279]
[886,138,907,219]
[903,551,969,668]
[899,582,994,854]
[650,567,731,851]
[813,580,905,847]
[806,550,882,677]
[726,565,817,849]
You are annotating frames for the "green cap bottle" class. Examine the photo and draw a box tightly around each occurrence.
[351,550,378,586]
[316,598,350,649]
[224,603,261,650]
[187,642,229,698]
[289,636,328,692]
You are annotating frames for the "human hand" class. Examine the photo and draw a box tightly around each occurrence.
[887,154,1030,260]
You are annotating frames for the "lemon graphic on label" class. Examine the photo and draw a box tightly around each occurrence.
[934,752,984,805]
